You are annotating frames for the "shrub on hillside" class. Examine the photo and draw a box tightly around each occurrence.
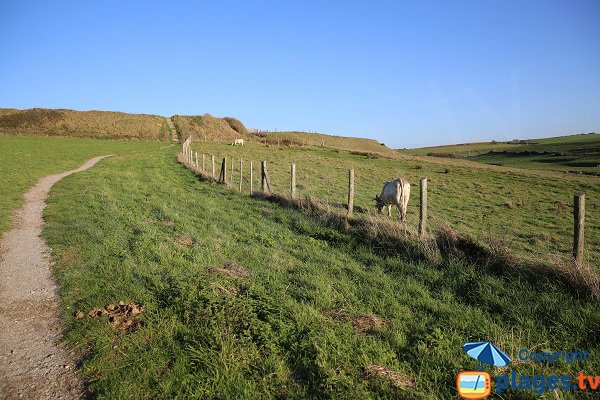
[222,117,248,135]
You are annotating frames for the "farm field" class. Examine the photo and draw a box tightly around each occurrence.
[42,146,600,399]
[399,133,600,174]
[188,141,600,268]
[0,136,167,236]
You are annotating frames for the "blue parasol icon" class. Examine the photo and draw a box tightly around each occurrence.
[463,341,511,367]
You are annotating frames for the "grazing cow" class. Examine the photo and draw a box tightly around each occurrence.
[232,138,244,146]
[374,178,411,222]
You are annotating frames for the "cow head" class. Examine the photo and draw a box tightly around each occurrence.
[374,195,385,213]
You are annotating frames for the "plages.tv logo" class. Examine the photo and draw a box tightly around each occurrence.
[457,341,510,399]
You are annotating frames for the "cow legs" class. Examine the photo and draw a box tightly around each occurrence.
[396,204,405,222]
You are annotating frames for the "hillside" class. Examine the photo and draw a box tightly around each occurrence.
[0,108,170,140]
[173,115,396,158]
[400,133,600,174]
[37,145,599,399]
[256,131,397,158]
[172,114,243,142]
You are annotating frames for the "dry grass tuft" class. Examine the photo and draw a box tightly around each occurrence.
[210,282,239,296]
[213,260,250,279]
[323,309,387,334]
[175,234,194,247]
[364,365,415,389]
[352,314,387,334]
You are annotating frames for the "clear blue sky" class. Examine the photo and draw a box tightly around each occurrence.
[1,0,599,148]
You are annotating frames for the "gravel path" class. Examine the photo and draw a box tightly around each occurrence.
[0,156,110,400]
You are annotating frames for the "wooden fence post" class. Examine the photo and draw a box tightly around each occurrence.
[219,158,227,183]
[347,169,354,216]
[261,161,272,193]
[202,153,205,171]
[419,177,428,237]
[231,158,234,182]
[291,163,296,199]
[239,159,243,192]
[573,193,585,265]
[250,161,253,193]
[195,152,199,168]
[211,155,215,177]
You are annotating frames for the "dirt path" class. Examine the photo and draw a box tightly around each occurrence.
[0,156,110,400]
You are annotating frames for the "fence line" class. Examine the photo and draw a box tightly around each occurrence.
[178,138,588,267]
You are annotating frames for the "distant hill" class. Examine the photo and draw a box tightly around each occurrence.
[257,131,397,158]
[0,108,169,140]
[400,133,600,174]
[174,114,397,158]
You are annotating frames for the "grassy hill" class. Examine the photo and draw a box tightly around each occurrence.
[255,131,397,158]
[172,114,243,142]
[400,133,600,174]
[173,114,395,158]
[0,108,170,140]
[40,145,599,399]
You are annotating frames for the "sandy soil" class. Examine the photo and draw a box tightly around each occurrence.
[0,156,110,399]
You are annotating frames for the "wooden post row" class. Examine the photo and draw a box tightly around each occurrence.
[573,193,585,265]
[291,163,296,199]
[347,169,354,216]
[419,177,428,237]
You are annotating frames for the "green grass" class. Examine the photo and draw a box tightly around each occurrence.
[0,136,167,236]
[400,133,600,173]
[188,142,599,268]
[43,147,599,399]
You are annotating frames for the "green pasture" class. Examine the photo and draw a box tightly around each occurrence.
[42,147,599,399]
[0,136,167,236]
[189,141,599,268]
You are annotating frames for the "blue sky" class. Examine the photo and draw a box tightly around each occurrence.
[1,1,599,148]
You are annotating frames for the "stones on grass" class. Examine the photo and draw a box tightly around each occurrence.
[75,302,144,332]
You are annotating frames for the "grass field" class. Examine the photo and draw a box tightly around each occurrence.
[400,133,600,174]
[0,136,167,236]
[188,141,599,268]
[0,108,170,140]
[41,146,599,399]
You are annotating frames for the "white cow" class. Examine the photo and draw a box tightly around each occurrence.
[374,178,411,222]
[232,139,244,146]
